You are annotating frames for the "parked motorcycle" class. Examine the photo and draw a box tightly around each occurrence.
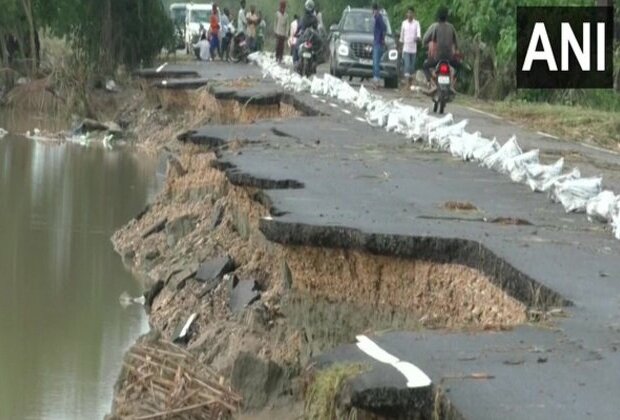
[231,32,250,63]
[431,60,456,114]
[296,28,321,77]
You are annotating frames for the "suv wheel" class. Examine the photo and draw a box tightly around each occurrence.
[385,76,399,89]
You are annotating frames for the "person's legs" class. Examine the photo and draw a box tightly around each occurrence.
[372,44,383,82]
[423,58,437,82]
[256,36,263,52]
[402,52,413,77]
[276,35,285,62]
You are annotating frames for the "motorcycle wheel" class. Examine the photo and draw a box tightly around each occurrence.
[231,48,241,63]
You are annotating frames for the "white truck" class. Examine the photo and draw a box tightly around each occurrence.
[185,3,213,54]
[169,3,188,49]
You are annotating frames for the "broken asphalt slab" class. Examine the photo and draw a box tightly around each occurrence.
[195,255,235,297]
[139,61,620,418]
[156,77,210,90]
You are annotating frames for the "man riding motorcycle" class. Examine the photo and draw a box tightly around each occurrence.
[293,0,319,67]
[422,6,461,92]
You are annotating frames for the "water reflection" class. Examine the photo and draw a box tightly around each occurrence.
[0,134,159,419]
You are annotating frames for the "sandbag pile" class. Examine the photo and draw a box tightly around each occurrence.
[249,52,620,241]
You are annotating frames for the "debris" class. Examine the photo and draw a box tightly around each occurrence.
[503,359,525,365]
[119,291,146,308]
[165,215,196,247]
[169,266,198,290]
[210,200,225,229]
[142,218,168,238]
[0,127,7,138]
[196,255,234,283]
[145,249,160,260]
[537,357,548,363]
[442,201,478,211]
[112,340,241,419]
[173,313,198,344]
[105,79,120,92]
[144,280,165,312]
[229,277,261,312]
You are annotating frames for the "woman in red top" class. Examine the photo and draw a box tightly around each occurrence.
[209,4,221,60]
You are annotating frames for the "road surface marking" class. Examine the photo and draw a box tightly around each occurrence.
[329,103,338,108]
[311,94,319,99]
[579,142,620,156]
[355,117,366,123]
[465,106,502,120]
[537,131,559,139]
[356,335,432,388]
[156,62,168,73]
[179,313,197,338]
[161,80,168,86]
[320,99,327,103]
[342,109,351,115]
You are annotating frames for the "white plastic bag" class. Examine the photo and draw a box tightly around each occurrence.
[456,132,489,161]
[611,201,620,240]
[310,76,325,95]
[429,119,468,150]
[355,85,374,110]
[472,138,500,162]
[0,128,7,139]
[336,82,359,104]
[482,136,521,171]
[524,158,564,192]
[586,190,618,223]
[539,167,580,193]
[551,177,602,213]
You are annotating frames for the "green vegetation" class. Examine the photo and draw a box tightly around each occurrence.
[0,0,173,77]
[304,363,367,420]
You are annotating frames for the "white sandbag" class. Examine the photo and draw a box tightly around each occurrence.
[294,76,312,92]
[0,127,7,138]
[405,109,430,141]
[472,138,500,162]
[551,177,602,213]
[310,76,325,95]
[355,85,374,110]
[366,100,393,127]
[336,82,359,104]
[322,74,342,97]
[540,167,580,193]
[459,132,490,161]
[611,202,620,240]
[429,119,468,150]
[450,131,479,159]
[386,105,418,133]
[482,136,521,171]
[586,190,618,223]
[524,158,565,192]
[425,114,453,145]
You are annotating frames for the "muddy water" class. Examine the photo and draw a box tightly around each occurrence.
[0,131,159,419]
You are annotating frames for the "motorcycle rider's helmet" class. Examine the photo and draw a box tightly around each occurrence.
[304,0,315,12]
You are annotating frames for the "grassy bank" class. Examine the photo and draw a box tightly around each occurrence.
[458,97,620,150]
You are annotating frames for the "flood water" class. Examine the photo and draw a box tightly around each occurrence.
[0,126,160,418]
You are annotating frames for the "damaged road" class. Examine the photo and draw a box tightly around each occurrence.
[111,61,620,420]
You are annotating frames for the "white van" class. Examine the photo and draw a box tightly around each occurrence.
[185,3,213,53]
[169,3,188,49]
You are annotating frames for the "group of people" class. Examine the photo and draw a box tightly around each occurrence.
[389,4,460,89]
[193,1,268,62]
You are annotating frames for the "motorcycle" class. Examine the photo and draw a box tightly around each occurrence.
[431,60,456,114]
[296,28,321,77]
[231,31,250,63]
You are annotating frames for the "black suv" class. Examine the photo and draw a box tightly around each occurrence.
[328,7,399,88]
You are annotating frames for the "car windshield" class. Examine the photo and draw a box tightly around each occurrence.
[341,11,392,35]
[191,10,211,23]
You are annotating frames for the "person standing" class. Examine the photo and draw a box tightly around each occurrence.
[209,4,221,60]
[399,7,421,85]
[372,3,386,87]
[220,8,233,61]
[246,5,259,51]
[288,14,299,57]
[256,11,266,51]
[315,4,324,33]
[274,1,289,62]
[237,0,247,34]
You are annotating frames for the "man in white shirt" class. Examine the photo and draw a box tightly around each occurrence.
[399,7,421,83]
[237,0,247,34]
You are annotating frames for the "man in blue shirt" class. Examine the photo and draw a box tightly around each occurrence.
[372,3,386,87]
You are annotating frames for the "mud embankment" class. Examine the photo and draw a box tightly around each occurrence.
[107,81,533,419]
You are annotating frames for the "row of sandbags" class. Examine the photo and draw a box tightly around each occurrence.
[249,52,620,240]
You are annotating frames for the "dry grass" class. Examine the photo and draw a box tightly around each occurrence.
[460,98,620,150]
